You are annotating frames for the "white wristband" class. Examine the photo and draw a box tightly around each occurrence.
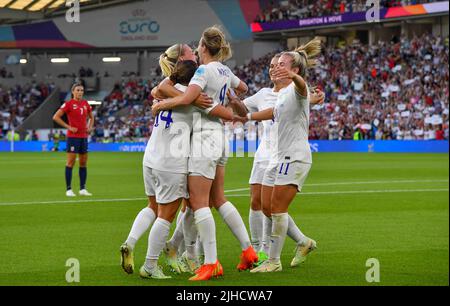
[247,113,252,121]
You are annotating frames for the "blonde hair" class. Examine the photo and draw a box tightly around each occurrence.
[159,43,184,77]
[200,25,232,62]
[283,37,322,77]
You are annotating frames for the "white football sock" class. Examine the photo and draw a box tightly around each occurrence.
[262,215,272,254]
[167,210,185,251]
[194,207,217,264]
[145,218,171,271]
[125,207,156,250]
[269,213,289,262]
[287,214,308,246]
[249,209,264,251]
[195,235,203,256]
[218,201,251,250]
[183,207,198,259]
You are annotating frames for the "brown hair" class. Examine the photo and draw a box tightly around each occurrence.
[70,83,84,99]
[200,25,232,62]
[169,60,198,86]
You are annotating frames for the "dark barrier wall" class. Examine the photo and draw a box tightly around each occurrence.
[17,88,62,132]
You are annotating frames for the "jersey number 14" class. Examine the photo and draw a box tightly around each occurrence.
[154,110,173,129]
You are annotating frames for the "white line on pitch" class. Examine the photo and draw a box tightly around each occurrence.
[0,187,448,207]
[226,188,449,197]
[0,197,147,207]
[223,179,449,193]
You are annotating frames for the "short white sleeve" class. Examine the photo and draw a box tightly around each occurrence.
[243,91,262,113]
[230,70,241,89]
[203,102,220,115]
[189,65,208,90]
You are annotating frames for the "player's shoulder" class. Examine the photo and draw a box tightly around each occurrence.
[61,99,73,108]
[251,87,272,99]
[258,87,273,95]
[194,65,208,76]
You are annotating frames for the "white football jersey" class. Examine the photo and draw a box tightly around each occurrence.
[190,61,241,126]
[273,83,312,164]
[244,87,278,162]
[143,84,194,174]
[189,61,241,159]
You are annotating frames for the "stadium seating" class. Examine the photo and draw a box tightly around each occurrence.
[91,75,162,143]
[0,83,55,140]
[254,0,437,23]
[234,33,449,141]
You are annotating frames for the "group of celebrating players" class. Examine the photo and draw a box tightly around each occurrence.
[54,25,325,281]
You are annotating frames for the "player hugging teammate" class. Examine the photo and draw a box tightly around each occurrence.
[120,25,325,281]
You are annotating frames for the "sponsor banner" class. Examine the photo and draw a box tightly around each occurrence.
[251,1,449,32]
[1,140,448,153]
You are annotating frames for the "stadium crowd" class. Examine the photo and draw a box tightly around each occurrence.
[254,0,436,23]
[233,33,449,140]
[91,73,160,143]
[1,33,447,142]
[0,82,54,140]
[88,33,450,142]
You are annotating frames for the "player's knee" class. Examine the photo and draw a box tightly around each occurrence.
[262,206,271,218]
[270,197,288,214]
[210,194,224,208]
[251,195,262,210]
[158,210,177,223]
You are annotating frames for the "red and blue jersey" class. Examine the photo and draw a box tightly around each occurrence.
[60,99,92,138]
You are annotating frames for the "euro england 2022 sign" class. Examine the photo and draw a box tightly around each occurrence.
[119,8,160,42]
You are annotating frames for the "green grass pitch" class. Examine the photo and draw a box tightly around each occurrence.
[0,152,448,286]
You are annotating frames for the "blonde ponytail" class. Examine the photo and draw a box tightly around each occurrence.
[295,37,322,68]
[283,37,322,77]
[159,43,184,77]
[201,25,232,62]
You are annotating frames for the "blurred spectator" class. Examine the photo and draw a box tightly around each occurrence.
[0,67,13,78]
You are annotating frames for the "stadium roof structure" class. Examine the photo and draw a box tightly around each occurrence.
[0,0,138,24]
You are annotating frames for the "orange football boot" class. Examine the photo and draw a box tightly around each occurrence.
[189,261,223,281]
[237,246,259,271]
